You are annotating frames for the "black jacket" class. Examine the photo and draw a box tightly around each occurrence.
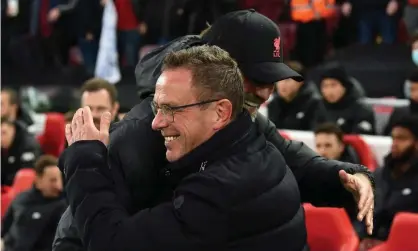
[267,83,327,130]
[53,97,373,250]
[1,123,42,186]
[1,187,66,251]
[367,156,418,240]
[323,86,376,135]
[60,111,308,251]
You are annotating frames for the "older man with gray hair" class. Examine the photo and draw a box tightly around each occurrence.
[60,45,307,251]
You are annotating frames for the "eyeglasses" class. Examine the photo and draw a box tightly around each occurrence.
[151,99,220,123]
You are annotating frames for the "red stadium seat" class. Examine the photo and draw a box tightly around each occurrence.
[343,135,378,171]
[278,130,291,140]
[37,112,66,157]
[12,168,36,194]
[304,203,359,251]
[370,213,418,251]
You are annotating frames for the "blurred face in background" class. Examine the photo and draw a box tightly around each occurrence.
[391,127,417,162]
[276,79,303,101]
[1,122,15,149]
[315,132,345,160]
[1,91,18,121]
[243,80,274,116]
[35,166,63,198]
[321,78,346,103]
[81,89,119,129]
[412,40,418,66]
[409,82,418,102]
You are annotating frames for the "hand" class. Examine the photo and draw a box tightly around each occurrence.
[101,0,108,6]
[341,2,352,17]
[339,170,374,235]
[138,22,147,35]
[65,107,111,146]
[386,0,398,16]
[48,8,60,22]
[86,33,94,41]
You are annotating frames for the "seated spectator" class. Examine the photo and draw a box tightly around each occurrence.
[357,115,418,250]
[314,123,361,164]
[385,70,418,135]
[80,78,120,129]
[1,88,37,133]
[1,155,66,251]
[267,62,327,130]
[1,118,42,186]
[412,33,418,66]
[320,65,376,135]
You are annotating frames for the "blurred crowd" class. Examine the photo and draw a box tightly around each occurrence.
[2,0,418,79]
[2,0,418,250]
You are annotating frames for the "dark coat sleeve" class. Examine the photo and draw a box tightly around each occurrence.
[62,141,227,251]
[256,113,374,208]
[52,207,85,251]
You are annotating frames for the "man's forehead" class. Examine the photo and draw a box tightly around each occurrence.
[81,90,112,105]
[155,69,195,104]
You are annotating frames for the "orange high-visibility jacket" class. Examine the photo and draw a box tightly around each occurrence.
[291,0,336,23]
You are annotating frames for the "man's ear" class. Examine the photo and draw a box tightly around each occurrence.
[213,99,233,130]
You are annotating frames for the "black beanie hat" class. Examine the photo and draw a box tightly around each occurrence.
[392,115,418,138]
[320,66,352,90]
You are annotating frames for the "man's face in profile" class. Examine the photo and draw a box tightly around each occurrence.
[151,68,221,162]
[81,89,118,129]
[315,133,345,160]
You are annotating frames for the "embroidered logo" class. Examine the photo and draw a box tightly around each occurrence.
[273,37,281,58]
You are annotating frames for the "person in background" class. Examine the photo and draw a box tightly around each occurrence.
[403,0,418,37]
[290,0,336,68]
[385,70,418,135]
[1,88,33,128]
[314,123,361,164]
[115,0,147,68]
[1,118,42,186]
[357,115,418,250]
[1,155,66,251]
[320,65,376,135]
[411,33,418,66]
[268,61,327,130]
[80,78,119,129]
[48,0,104,76]
[340,0,400,44]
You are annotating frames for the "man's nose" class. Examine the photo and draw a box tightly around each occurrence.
[255,86,274,101]
[151,111,169,131]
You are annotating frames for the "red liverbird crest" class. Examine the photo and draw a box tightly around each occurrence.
[273,37,281,58]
